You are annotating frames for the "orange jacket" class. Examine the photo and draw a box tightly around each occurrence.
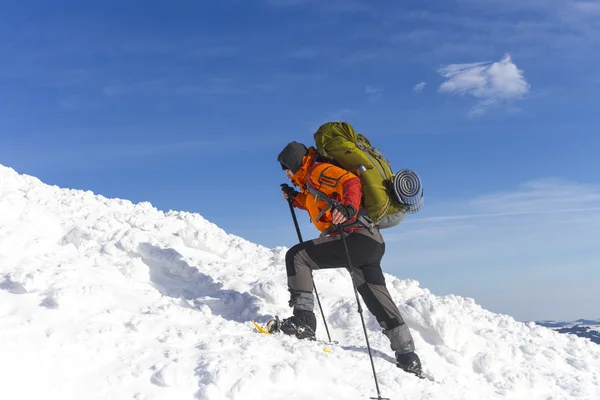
[290,147,363,232]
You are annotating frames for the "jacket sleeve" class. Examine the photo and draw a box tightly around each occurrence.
[339,174,362,213]
[292,191,308,210]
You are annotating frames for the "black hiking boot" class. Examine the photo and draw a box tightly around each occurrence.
[266,309,317,340]
[395,351,424,378]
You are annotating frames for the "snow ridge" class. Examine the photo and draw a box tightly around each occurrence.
[1,165,599,400]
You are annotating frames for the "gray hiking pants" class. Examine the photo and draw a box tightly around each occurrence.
[285,227,415,354]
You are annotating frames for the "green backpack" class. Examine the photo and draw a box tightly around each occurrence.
[313,121,423,229]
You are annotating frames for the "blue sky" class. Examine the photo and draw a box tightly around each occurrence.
[1,0,599,322]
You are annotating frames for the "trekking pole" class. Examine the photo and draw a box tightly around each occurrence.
[282,185,332,343]
[336,224,388,400]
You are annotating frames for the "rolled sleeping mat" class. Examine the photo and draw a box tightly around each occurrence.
[392,169,424,214]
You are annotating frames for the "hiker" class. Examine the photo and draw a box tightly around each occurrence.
[270,140,423,377]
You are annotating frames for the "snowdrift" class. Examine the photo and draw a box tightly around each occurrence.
[1,165,599,400]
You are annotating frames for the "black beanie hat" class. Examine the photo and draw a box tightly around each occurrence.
[277,141,308,174]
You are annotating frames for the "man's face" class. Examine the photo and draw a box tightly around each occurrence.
[285,169,293,179]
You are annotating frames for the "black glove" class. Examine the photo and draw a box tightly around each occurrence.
[281,183,299,199]
[333,204,356,220]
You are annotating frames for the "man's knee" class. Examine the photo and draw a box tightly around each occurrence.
[285,241,318,277]
[286,242,318,293]
[360,264,386,285]
[357,283,388,322]
[285,243,303,277]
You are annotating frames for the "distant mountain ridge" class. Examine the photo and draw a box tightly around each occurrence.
[536,319,600,344]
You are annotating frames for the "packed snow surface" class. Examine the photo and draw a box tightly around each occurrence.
[1,165,599,400]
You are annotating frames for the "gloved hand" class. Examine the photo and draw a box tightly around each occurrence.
[332,204,356,222]
[281,184,299,200]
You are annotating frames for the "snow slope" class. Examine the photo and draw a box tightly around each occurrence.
[1,164,599,400]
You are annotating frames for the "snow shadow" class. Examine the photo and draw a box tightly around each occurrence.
[0,275,27,294]
[137,242,262,323]
[341,344,397,365]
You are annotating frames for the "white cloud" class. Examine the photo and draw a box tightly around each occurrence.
[387,178,600,253]
[365,85,383,101]
[103,85,130,96]
[177,77,248,95]
[328,108,352,120]
[59,95,93,111]
[438,53,530,116]
[266,0,311,6]
[407,179,600,225]
[266,0,371,13]
[176,85,248,95]
[470,178,600,214]
[569,1,600,15]
[289,48,319,59]
[413,82,427,93]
